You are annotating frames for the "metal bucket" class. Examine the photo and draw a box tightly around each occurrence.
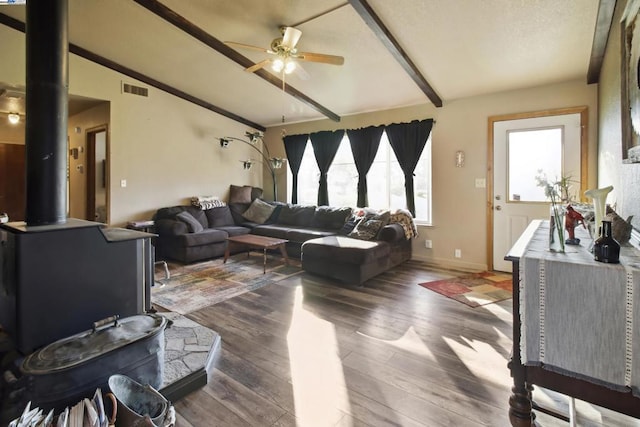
[108,374,170,427]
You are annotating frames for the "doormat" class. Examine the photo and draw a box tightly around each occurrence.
[418,271,512,308]
[152,253,302,315]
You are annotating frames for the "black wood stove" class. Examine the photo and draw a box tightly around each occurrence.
[0,0,153,355]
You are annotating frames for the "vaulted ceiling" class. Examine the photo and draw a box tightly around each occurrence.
[0,0,613,131]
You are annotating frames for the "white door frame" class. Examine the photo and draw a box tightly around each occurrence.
[486,106,588,271]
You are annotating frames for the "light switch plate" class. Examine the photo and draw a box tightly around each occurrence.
[475,178,486,188]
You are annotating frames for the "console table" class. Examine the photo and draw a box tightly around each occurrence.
[506,220,640,425]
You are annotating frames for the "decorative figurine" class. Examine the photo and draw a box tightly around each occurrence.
[565,205,586,245]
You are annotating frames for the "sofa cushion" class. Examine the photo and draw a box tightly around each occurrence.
[265,201,287,224]
[277,205,316,227]
[251,224,291,240]
[302,236,390,264]
[229,184,252,204]
[155,218,187,236]
[205,206,235,227]
[242,199,276,224]
[286,228,338,243]
[214,225,250,237]
[177,228,228,246]
[228,202,251,225]
[250,186,263,201]
[176,211,204,233]
[311,206,352,230]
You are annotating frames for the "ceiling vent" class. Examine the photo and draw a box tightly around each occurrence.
[0,88,26,99]
[121,82,149,97]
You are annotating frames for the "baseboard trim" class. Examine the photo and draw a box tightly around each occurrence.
[411,254,487,272]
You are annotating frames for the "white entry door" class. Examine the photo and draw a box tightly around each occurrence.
[492,112,583,272]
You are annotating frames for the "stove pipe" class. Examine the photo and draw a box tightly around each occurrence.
[25,0,69,226]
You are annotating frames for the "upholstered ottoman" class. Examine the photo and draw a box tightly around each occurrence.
[301,236,393,285]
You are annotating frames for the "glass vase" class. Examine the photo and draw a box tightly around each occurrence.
[548,204,565,253]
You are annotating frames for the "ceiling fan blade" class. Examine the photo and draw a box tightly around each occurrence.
[282,27,302,49]
[225,41,272,54]
[296,52,344,65]
[245,59,271,73]
[292,62,310,81]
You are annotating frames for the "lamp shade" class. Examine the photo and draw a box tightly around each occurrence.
[7,113,19,125]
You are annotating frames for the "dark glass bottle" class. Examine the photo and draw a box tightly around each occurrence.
[593,220,620,263]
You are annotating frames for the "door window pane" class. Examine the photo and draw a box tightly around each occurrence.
[507,127,562,202]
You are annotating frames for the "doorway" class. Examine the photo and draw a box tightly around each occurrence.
[0,143,25,221]
[85,125,109,223]
[488,107,588,272]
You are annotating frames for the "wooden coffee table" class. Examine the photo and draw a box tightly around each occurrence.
[223,234,289,274]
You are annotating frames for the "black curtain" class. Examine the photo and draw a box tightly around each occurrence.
[385,119,434,216]
[346,126,384,207]
[310,130,344,206]
[283,134,309,204]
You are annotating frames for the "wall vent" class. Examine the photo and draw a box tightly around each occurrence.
[121,82,149,97]
[0,88,26,99]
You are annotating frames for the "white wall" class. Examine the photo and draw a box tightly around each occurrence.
[598,0,640,230]
[0,24,263,226]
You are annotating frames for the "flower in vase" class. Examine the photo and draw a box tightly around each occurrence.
[535,170,566,252]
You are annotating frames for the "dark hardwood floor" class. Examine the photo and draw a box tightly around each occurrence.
[170,260,640,426]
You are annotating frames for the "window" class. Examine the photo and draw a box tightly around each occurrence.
[507,127,563,202]
[287,131,432,224]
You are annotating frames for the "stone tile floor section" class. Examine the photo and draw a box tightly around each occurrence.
[160,311,218,388]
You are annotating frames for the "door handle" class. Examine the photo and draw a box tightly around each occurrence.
[495,195,501,201]
[495,205,502,211]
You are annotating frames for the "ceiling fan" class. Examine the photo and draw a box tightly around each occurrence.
[225,26,344,76]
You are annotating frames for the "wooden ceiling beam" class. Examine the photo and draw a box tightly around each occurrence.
[133,0,341,122]
[587,0,616,84]
[348,0,442,107]
[0,12,265,131]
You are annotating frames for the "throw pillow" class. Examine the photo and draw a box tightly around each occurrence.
[348,218,384,240]
[339,215,361,235]
[242,199,276,224]
[176,211,204,233]
[229,185,252,204]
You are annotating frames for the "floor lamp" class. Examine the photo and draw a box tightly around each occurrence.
[218,132,286,200]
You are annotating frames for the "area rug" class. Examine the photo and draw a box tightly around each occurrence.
[152,253,302,314]
[418,271,512,308]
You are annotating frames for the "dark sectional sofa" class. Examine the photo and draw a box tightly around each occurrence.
[153,202,412,284]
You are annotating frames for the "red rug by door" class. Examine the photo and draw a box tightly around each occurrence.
[418,271,512,308]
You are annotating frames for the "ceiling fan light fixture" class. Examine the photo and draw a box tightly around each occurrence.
[7,113,19,125]
[272,58,284,73]
[284,59,296,74]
